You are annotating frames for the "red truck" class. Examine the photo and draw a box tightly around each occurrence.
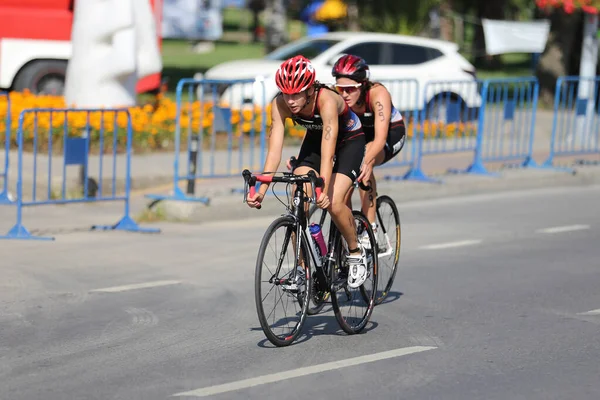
[0,0,163,95]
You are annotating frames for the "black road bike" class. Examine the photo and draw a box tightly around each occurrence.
[242,169,379,347]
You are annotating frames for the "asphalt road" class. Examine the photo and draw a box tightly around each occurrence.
[1,184,599,400]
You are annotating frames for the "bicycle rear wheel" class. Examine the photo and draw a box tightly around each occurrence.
[374,195,401,305]
[330,211,378,334]
[255,216,311,347]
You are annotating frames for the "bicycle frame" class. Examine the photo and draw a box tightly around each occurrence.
[286,179,342,289]
[242,169,336,285]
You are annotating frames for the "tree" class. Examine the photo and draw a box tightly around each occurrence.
[357,0,439,34]
[473,0,509,67]
[535,1,599,103]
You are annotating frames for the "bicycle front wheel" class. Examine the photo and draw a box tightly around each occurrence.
[374,195,401,305]
[255,216,311,347]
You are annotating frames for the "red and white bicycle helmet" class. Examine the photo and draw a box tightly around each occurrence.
[275,55,316,94]
[332,54,370,82]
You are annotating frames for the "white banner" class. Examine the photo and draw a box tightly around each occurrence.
[482,19,550,56]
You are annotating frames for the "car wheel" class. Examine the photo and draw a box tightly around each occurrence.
[13,60,68,95]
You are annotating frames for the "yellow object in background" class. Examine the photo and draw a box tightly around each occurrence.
[314,0,347,22]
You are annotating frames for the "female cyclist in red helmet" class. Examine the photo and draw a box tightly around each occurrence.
[246,55,369,289]
[332,54,406,244]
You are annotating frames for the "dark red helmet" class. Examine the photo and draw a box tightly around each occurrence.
[332,54,370,82]
[275,55,316,94]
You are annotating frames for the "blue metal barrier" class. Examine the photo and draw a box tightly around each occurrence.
[370,79,418,179]
[465,77,539,174]
[0,108,159,240]
[397,79,484,182]
[543,76,600,167]
[146,77,267,204]
[0,91,11,203]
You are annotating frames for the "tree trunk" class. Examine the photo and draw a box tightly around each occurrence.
[347,2,360,31]
[535,9,583,105]
[252,10,261,43]
[474,0,506,67]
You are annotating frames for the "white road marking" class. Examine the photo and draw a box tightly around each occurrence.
[577,309,600,316]
[90,280,181,293]
[419,240,482,250]
[536,224,590,234]
[172,346,437,398]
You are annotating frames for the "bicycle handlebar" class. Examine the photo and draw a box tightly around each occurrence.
[288,156,372,192]
[242,169,325,210]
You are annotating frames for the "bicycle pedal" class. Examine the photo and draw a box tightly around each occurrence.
[279,278,305,293]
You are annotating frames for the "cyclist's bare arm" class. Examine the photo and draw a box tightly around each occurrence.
[253,96,287,200]
[318,90,340,197]
[366,84,392,165]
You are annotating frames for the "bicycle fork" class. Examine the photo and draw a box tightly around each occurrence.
[270,223,317,290]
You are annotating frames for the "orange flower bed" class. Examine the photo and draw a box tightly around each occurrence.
[0,91,477,153]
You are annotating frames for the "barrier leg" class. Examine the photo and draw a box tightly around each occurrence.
[0,223,54,241]
[92,215,161,233]
[0,113,53,240]
[0,189,13,204]
[384,131,442,184]
[93,196,161,234]
[93,118,161,234]
[0,196,54,241]
[455,158,499,177]
[92,193,162,233]
[538,148,577,173]
[145,79,211,205]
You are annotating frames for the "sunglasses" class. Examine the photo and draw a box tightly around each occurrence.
[335,83,361,93]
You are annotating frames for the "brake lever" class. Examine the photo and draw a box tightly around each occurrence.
[357,181,372,192]
[289,156,298,171]
[306,170,325,205]
[307,170,318,204]
[241,169,251,203]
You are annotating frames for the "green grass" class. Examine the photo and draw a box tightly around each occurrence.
[222,7,253,30]
[473,53,537,80]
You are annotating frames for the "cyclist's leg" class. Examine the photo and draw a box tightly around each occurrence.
[344,183,354,209]
[328,172,359,252]
[359,149,386,226]
[324,132,372,288]
[327,134,366,255]
[360,122,406,225]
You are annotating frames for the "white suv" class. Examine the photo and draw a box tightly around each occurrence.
[204,31,479,113]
